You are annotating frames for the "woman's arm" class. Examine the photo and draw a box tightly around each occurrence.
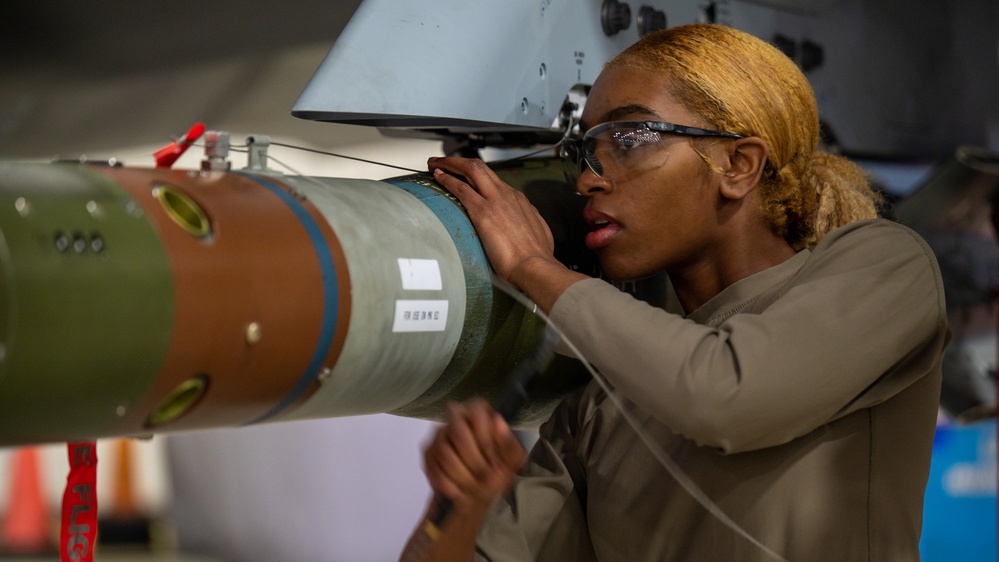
[548,221,948,453]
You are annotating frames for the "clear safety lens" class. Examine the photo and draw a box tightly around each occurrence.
[561,125,670,186]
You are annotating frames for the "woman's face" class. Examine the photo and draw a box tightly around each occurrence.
[576,64,728,282]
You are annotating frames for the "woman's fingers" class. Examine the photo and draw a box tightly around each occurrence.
[432,167,478,204]
[423,430,467,500]
[445,402,494,477]
[428,157,504,197]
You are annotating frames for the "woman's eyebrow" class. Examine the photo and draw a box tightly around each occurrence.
[580,103,660,130]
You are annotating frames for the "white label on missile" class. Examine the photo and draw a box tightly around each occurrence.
[398,258,443,291]
[393,300,449,332]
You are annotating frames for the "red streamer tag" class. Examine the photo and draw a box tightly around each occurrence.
[61,442,98,562]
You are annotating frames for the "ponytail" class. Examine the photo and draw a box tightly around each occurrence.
[797,152,882,249]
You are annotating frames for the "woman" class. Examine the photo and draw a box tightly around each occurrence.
[402,23,948,561]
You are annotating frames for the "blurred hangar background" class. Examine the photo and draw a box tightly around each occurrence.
[0,0,996,560]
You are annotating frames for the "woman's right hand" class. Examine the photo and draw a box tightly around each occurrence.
[428,156,587,313]
[423,399,526,515]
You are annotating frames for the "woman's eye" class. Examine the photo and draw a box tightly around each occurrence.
[611,129,658,151]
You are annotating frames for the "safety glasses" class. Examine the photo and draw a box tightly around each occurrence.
[560,121,745,185]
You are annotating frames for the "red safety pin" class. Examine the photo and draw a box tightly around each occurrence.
[154,122,206,168]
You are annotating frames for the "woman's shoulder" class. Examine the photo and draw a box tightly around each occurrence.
[801,219,946,318]
[819,218,929,247]
[811,219,938,265]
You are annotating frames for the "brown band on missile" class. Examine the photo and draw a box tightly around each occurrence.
[95,167,349,433]
[240,172,352,421]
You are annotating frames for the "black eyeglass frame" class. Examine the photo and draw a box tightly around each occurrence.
[560,120,746,179]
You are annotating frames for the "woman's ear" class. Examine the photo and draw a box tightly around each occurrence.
[719,137,768,201]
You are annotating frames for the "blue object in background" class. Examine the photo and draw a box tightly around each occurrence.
[921,419,997,561]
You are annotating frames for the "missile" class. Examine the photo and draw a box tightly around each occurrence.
[0,156,666,447]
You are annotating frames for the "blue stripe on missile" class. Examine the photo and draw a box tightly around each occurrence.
[386,178,493,412]
[388,179,492,286]
[238,172,338,424]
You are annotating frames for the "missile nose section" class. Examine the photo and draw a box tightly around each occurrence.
[0,162,176,444]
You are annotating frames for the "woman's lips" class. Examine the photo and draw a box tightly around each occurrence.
[585,219,622,250]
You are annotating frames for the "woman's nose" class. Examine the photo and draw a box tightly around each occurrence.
[576,167,613,197]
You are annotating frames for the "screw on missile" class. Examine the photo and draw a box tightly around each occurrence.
[14,197,31,217]
[55,231,70,253]
[90,234,105,253]
[72,232,87,254]
[86,200,105,220]
[246,322,262,345]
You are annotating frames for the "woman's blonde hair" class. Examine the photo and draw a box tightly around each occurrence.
[609,23,881,249]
